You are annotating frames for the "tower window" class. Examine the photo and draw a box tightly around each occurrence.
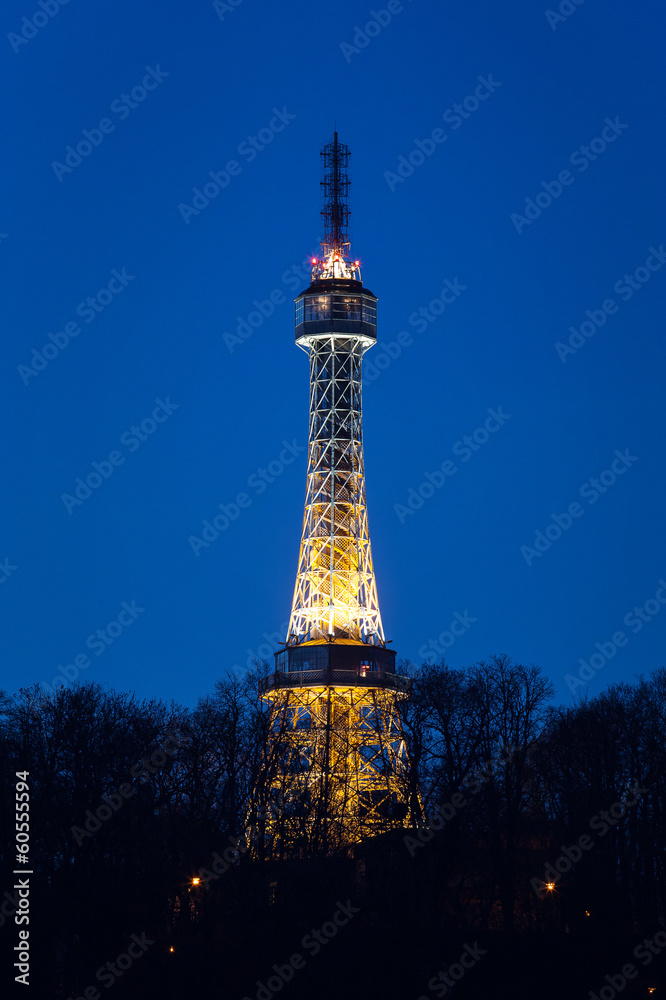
[305,296,331,321]
[362,299,377,325]
[332,296,361,321]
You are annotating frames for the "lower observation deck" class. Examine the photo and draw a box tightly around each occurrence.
[259,667,410,696]
[260,641,410,696]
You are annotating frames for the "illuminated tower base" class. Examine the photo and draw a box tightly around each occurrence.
[253,647,414,859]
[249,133,419,859]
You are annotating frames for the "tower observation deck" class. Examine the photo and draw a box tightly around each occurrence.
[252,134,418,857]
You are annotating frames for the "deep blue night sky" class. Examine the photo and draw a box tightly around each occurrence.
[2,0,665,708]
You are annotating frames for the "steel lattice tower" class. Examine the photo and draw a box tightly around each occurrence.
[251,134,418,859]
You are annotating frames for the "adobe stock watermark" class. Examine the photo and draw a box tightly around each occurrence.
[224,254,314,353]
[339,0,414,62]
[19,264,133,370]
[62,931,155,999]
[41,600,145,695]
[70,730,190,846]
[530,783,646,897]
[241,900,360,1000]
[565,578,666,694]
[418,611,477,660]
[60,397,178,514]
[384,75,501,192]
[0,888,20,930]
[0,558,18,585]
[213,0,246,20]
[545,0,588,31]
[17,268,135,385]
[363,278,467,387]
[234,619,290,671]
[178,107,296,224]
[555,245,666,362]
[588,932,666,1000]
[189,439,305,555]
[511,117,628,233]
[51,67,169,182]
[8,0,71,54]
[520,448,638,566]
[394,407,510,524]
[417,941,487,1000]
[195,808,267,882]
[405,745,520,857]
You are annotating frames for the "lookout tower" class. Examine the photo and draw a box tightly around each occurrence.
[251,134,418,858]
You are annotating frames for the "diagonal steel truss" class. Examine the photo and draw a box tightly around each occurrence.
[250,684,414,858]
[288,334,384,645]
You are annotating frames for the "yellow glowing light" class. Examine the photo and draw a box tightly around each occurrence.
[585,909,590,916]
[191,877,200,885]
[648,989,655,995]
[253,684,416,855]
[545,882,556,891]
[169,946,175,953]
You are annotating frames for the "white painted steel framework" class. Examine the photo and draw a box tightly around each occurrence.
[247,135,421,859]
[287,255,384,646]
[255,684,412,857]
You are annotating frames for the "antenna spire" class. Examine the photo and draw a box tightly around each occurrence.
[321,131,351,258]
[313,132,360,281]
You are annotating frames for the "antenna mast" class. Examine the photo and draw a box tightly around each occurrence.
[314,132,359,281]
[321,131,351,258]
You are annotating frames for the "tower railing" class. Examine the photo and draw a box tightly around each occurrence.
[259,667,411,696]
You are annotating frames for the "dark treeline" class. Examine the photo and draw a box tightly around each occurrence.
[1,657,665,999]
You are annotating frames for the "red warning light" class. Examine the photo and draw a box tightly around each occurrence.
[312,258,317,264]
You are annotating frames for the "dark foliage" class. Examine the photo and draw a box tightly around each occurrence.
[1,658,664,999]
